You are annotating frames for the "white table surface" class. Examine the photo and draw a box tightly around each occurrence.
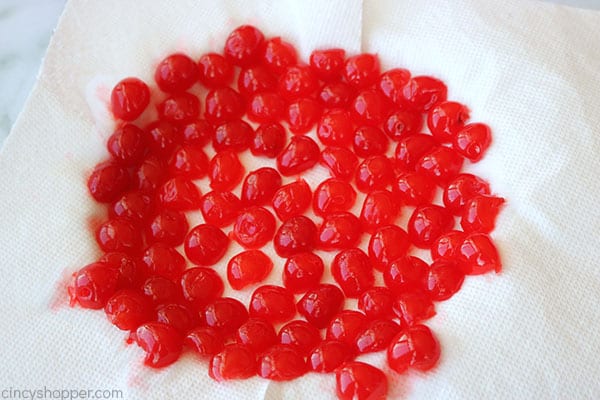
[0,0,598,148]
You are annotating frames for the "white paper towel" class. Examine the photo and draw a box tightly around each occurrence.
[2,0,600,399]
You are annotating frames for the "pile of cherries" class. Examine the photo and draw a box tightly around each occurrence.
[68,25,504,399]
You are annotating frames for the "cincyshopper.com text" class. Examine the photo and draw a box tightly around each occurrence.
[1,387,123,400]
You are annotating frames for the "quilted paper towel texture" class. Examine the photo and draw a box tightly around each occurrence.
[1,0,600,399]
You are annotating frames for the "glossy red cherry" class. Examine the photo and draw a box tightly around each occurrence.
[143,276,182,305]
[168,145,209,179]
[394,172,436,206]
[99,252,144,289]
[227,250,273,290]
[186,326,224,357]
[383,255,429,294]
[204,298,249,335]
[236,318,277,353]
[134,156,167,193]
[394,134,437,172]
[297,284,345,328]
[204,87,245,124]
[110,191,153,225]
[247,91,286,123]
[110,77,150,121]
[278,320,321,355]
[443,173,491,214]
[208,151,245,191]
[355,156,395,193]
[430,230,467,261]
[224,25,265,67]
[384,110,423,141]
[276,135,320,176]
[331,248,375,298]
[401,76,447,112]
[199,191,242,227]
[233,206,276,248]
[378,68,411,105]
[393,291,436,326]
[182,119,213,146]
[457,232,502,275]
[427,259,465,301]
[157,92,200,124]
[241,167,282,206]
[310,48,345,81]
[198,53,234,89]
[142,244,186,280]
[156,303,195,334]
[427,101,470,143]
[158,177,201,211]
[318,82,354,108]
[181,267,224,307]
[258,345,307,381]
[355,319,400,354]
[367,225,410,272]
[212,119,253,152]
[454,123,492,162]
[343,53,380,89]
[88,161,130,203]
[282,252,324,293]
[278,65,318,100]
[336,361,388,400]
[238,65,277,97]
[107,124,146,166]
[263,37,298,74]
[360,190,399,233]
[249,285,296,323]
[308,340,354,373]
[135,322,182,368]
[210,344,256,381]
[351,90,391,126]
[184,224,229,266]
[387,324,440,372]
[416,146,464,186]
[317,211,361,250]
[353,126,388,157]
[70,262,119,309]
[251,122,287,157]
[271,179,312,220]
[317,109,354,147]
[326,310,369,346]
[320,146,358,181]
[407,205,454,248]
[286,97,321,134]
[95,218,141,253]
[155,53,198,93]
[105,290,151,331]
[357,287,395,320]
[145,120,180,159]
[313,178,356,216]
[273,215,318,257]
[461,195,505,233]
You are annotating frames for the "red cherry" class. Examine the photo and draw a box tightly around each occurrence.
[276,135,320,176]
[343,53,380,89]
[353,126,388,157]
[278,65,318,100]
[319,82,354,108]
[309,340,354,373]
[394,133,437,172]
[335,361,388,400]
[271,179,312,220]
[388,325,440,372]
[317,211,362,250]
[182,119,213,146]
[310,48,345,81]
[158,177,201,211]
[168,145,209,179]
[142,244,186,280]
[401,76,447,112]
[427,101,470,143]
[143,276,182,305]
[394,172,436,206]
[99,252,144,289]
[278,320,321,355]
[454,123,492,162]
[210,344,256,381]
[241,167,282,206]
[236,318,278,353]
[227,250,273,290]
[331,248,375,298]
[461,195,505,233]
[249,285,296,323]
[156,303,195,334]
[224,25,265,67]
[368,225,410,272]
[384,110,424,141]
[95,218,141,254]
[258,345,307,381]
[88,161,130,203]
[110,191,154,225]
[186,326,224,356]
[383,256,429,294]
[145,120,180,159]
[198,53,234,89]
[238,65,277,97]
[199,191,242,227]
[263,37,298,74]
[443,173,491,214]
[407,204,455,248]
[355,156,395,193]
[105,290,151,331]
[393,291,436,326]
[110,77,150,121]
[326,310,369,345]
[204,87,245,124]
[273,215,318,257]
[71,262,119,309]
[427,259,465,301]
[416,146,464,186]
[181,267,224,307]
[204,298,249,335]
[135,322,182,368]
[317,108,355,147]
[233,206,276,248]
[297,284,345,328]
[378,68,411,106]
[283,252,324,293]
[286,97,321,134]
[313,178,356,216]
[457,232,502,275]
[320,146,358,181]
[357,287,395,320]
[208,151,245,191]
[155,53,198,93]
[430,230,467,262]
[184,224,229,266]
[107,124,146,166]
[247,91,286,123]
[213,119,253,153]
[157,92,200,124]
[359,190,399,233]
[355,319,401,354]
[351,90,391,126]
[251,122,287,157]
[134,156,167,193]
